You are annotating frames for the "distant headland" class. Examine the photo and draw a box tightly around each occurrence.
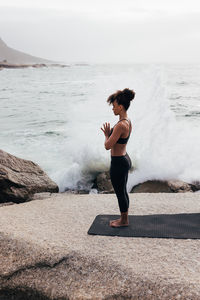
[0,37,68,69]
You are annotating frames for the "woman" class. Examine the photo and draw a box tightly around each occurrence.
[101,88,135,228]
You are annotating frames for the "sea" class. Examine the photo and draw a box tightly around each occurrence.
[0,63,200,193]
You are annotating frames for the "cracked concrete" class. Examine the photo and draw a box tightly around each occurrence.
[0,192,200,299]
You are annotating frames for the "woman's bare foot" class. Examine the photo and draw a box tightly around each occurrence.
[109,218,121,226]
[109,212,129,227]
[109,218,129,227]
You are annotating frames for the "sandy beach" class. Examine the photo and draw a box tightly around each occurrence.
[0,192,199,299]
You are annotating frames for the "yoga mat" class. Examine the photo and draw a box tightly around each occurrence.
[87,213,200,239]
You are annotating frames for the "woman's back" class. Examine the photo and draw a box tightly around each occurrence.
[110,118,132,156]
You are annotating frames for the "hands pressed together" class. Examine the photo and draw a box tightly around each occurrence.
[101,122,111,138]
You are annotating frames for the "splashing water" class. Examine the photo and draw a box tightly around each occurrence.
[0,64,199,192]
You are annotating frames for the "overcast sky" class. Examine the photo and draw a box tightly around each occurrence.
[1,0,200,63]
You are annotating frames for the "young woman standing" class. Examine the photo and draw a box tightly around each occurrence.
[101,88,135,227]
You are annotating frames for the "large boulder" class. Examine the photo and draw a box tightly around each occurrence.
[0,149,58,203]
[130,180,193,193]
[191,180,200,192]
[93,171,114,194]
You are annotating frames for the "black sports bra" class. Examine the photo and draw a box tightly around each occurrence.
[109,118,131,144]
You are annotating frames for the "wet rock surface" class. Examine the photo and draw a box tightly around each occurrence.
[0,149,58,203]
[130,179,194,193]
[93,171,114,194]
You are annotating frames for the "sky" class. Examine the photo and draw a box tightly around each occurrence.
[0,0,200,63]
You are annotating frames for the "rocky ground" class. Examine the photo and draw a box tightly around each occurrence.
[0,192,199,299]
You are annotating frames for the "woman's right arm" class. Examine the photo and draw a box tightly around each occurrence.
[101,123,123,150]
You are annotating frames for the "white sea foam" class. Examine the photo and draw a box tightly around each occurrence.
[126,67,200,191]
[51,64,200,191]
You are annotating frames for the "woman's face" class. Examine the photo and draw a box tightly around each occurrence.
[112,100,122,115]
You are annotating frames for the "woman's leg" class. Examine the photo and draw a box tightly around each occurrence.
[109,156,130,227]
[124,171,129,210]
[110,166,129,213]
[123,153,132,212]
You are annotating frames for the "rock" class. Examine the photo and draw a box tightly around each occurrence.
[0,62,69,69]
[93,171,114,193]
[0,193,200,299]
[0,62,47,69]
[64,189,90,194]
[50,63,70,67]
[0,149,58,203]
[131,180,193,193]
[131,180,172,193]
[32,63,47,68]
[93,172,199,194]
[167,180,193,192]
[0,202,15,207]
[190,180,200,192]
[29,192,53,201]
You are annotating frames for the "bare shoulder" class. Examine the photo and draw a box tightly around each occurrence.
[114,121,128,135]
[118,119,132,134]
[118,119,130,128]
[115,121,125,130]
[113,122,123,132]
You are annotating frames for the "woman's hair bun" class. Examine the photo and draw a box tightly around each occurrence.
[122,88,135,101]
[107,87,135,110]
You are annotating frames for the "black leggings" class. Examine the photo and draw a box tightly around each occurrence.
[109,153,132,213]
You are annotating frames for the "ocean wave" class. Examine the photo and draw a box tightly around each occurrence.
[1,64,200,193]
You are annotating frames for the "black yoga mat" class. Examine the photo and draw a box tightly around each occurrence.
[87,213,200,239]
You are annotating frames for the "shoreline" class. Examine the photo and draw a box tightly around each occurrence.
[1,184,200,207]
[0,62,68,69]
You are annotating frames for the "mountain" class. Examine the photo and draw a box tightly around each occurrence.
[0,38,54,64]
